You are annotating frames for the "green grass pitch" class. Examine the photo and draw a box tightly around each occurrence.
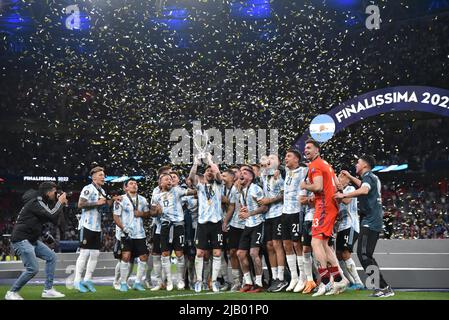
[1,285,448,300]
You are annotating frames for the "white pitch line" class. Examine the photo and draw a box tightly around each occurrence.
[129,291,233,300]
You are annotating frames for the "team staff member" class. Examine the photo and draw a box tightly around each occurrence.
[335,156,394,298]
[5,182,67,300]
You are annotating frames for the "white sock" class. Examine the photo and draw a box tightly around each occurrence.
[345,258,363,285]
[278,266,285,281]
[231,269,240,284]
[271,267,278,281]
[212,256,221,282]
[177,256,185,283]
[135,258,147,284]
[244,272,253,285]
[303,252,314,281]
[120,261,130,284]
[255,275,262,287]
[203,257,211,283]
[297,255,305,281]
[114,261,121,283]
[152,255,162,285]
[161,256,172,283]
[195,256,204,282]
[84,249,99,281]
[74,249,89,283]
[286,254,298,279]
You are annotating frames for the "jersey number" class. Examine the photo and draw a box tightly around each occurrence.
[255,232,262,245]
[312,218,319,228]
[292,223,300,233]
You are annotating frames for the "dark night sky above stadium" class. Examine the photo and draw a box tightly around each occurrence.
[0,0,448,179]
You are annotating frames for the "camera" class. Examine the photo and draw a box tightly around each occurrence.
[56,187,73,199]
[42,230,55,244]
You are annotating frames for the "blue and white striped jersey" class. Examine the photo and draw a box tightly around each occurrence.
[182,195,198,229]
[283,167,308,214]
[153,186,187,223]
[197,181,223,224]
[240,183,265,228]
[261,174,284,219]
[224,184,245,229]
[150,186,162,235]
[338,185,360,233]
[113,194,149,239]
[78,183,106,232]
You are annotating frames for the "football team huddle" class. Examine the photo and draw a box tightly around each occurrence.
[71,139,394,298]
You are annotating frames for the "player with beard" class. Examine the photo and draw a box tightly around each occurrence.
[258,154,288,292]
[221,169,239,291]
[149,165,171,291]
[223,165,246,291]
[237,166,268,293]
[300,139,348,296]
[182,177,199,290]
[152,173,196,291]
[189,153,224,293]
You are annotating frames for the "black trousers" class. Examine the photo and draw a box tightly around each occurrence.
[357,226,388,289]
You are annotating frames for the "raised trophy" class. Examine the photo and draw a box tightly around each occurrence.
[193,128,209,161]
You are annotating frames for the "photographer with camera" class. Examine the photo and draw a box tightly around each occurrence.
[5,182,68,300]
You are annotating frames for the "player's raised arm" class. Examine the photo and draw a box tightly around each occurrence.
[189,154,201,186]
[206,153,222,183]
[341,170,362,188]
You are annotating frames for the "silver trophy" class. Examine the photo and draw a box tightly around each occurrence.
[193,128,209,160]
